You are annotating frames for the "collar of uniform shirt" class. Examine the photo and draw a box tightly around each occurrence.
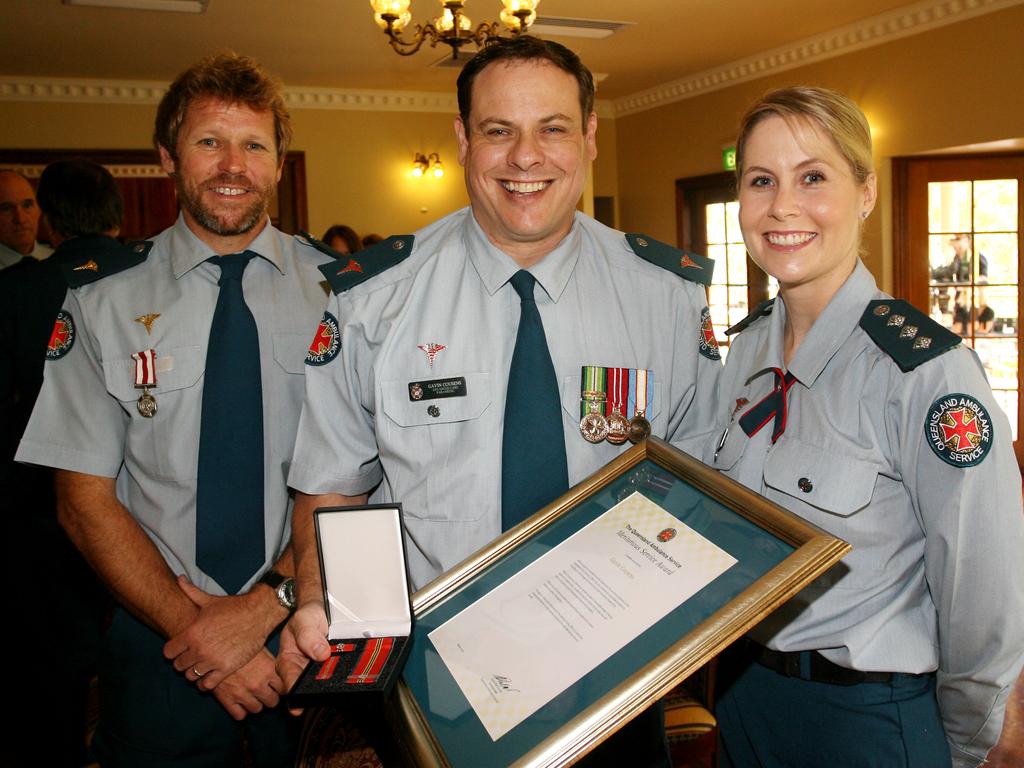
[749,260,879,390]
[167,212,286,279]
[464,207,581,303]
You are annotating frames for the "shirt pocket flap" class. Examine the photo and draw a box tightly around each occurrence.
[382,372,491,427]
[273,333,309,374]
[102,346,204,402]
[764,438,878,517]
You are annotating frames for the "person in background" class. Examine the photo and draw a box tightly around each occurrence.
[321,223,361,255]
[16,52,334,767]
[361,232,383,248]
[706,86,1023,768]
[0,169,53,268]
[1,158,122,767]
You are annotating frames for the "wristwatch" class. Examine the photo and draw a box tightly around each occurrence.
[258,570,296,612]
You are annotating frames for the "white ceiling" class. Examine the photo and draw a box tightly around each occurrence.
[0,0,999,104]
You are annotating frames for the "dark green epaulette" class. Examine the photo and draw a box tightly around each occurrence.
[297,231,346,261]
[625,233,714,286]
[859,299,960,372]
[61,240,153,288]
[309,234,415,295]
[726,298,775,336]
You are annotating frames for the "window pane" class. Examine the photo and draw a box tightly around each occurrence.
[725,201,742,243]
[706,203,726,245]
[976,285,1017,336]
[929,234,971,283]
[928,181,972,233]
[974,233,1018,284]
[929,285,957,328]
[707,244,727,284]
[973,179,1018,232]
[991,390,1018,441]
[727,244,748,284]
[974,338,1019,390]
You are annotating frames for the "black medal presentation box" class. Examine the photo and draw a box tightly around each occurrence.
[288,504,413,707]
[385,438,851,768]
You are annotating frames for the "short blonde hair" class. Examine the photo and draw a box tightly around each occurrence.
[735,86,873,184]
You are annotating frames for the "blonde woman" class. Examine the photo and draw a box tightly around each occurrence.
[706,87,1022,767]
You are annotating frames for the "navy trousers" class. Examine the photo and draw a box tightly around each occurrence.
[93,609,297,768]
[716,647,951,768]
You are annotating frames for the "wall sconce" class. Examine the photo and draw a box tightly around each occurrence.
[412,152,445,178]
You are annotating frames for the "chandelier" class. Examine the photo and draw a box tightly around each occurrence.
[369,1,540,57]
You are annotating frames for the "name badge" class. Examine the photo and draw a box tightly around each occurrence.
[408,376,467,401]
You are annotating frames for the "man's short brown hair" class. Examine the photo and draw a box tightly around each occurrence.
[154,51,292,163]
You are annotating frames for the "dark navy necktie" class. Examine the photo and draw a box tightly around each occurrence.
[738,368,798,443]
[501,270,569,530]
[196,252,265,594]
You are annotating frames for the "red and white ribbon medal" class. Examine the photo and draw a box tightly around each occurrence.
[132,349,158,418]
[605,367,631,445]
[628,368,653,443]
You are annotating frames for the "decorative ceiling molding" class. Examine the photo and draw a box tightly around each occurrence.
[612,0,1023,117]
[0,73,618,117]
[4,163,165,178]
[3,0,1015,120]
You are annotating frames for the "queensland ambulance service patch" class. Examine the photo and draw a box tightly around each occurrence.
[925,393,993,467]
[698,307,721,361]
[46,310,76,360]
[306,311,341,366]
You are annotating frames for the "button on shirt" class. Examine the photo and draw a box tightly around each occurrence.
[705,261,1024,767]
[17,215,332,595]
[289,208,720,589]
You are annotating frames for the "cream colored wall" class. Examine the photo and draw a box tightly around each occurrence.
[0,89,612,240]
[614,4,1024,290]
[592,113,619,226]
[0,101,471,238]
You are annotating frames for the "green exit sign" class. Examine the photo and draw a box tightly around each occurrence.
[722,147,736,171]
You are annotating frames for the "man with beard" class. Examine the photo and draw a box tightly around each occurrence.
[17,53,332,767]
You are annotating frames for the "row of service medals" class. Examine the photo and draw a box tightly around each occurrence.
[579,366,652,445]
[132,348,158,417]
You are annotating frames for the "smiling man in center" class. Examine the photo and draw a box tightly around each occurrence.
[282,36,721,764]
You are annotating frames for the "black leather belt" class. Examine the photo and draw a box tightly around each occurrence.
[748,641,896,686]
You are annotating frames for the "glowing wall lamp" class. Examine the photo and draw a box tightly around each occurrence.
[412,152,445,178]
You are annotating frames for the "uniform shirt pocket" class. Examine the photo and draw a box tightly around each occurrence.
[102,345,204,481]
[272,332,309,375]
[380,372,492,521]
[764,437,878,517]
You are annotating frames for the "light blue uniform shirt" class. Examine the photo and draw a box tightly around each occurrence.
[706,261,1024,767]
[17,215,332,595]
[289,207,721,589]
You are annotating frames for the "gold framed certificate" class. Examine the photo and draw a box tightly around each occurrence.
[387,438,850,767]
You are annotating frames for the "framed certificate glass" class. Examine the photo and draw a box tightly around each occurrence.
[387,438,850,767]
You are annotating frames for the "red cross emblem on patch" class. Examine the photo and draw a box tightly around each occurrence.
[339,259,362,274]
[680,253,703,270]
[926,393,993,467]
[939,407,982,452]
[45,310,76,360]
[698,307,721,361]
[305,311,341,366]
